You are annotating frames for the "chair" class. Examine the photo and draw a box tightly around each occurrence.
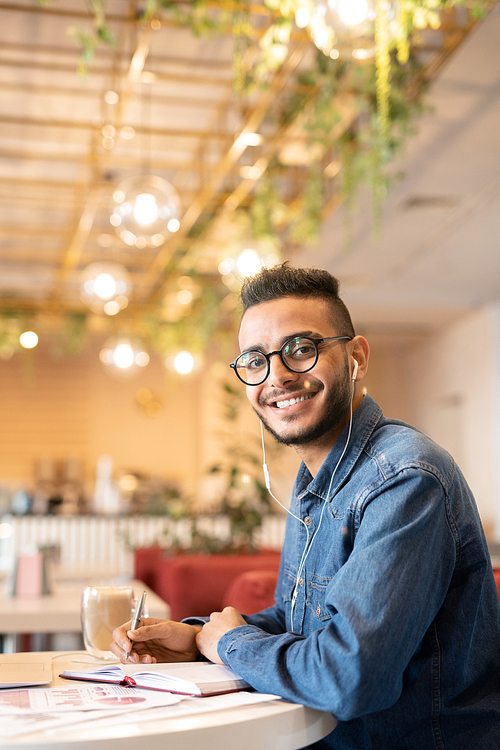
[223,569,278,614]
[134,547,280,621]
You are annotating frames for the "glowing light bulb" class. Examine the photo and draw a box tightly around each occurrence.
[93,273,117,300]
[177,289,193,305]
[312,26,328,49]
[19,331,38,349]
[103,300,120,316]
[337,0,368,26]
[104,90,119,105]
[111,175,181,243]
[113,344,135,369]
[238,132,262,147]
[218,261,232,276]
[167,218,180,233]
[133,193,158,226]
[237,249,262,277]
[174,351,194,374]
[295,7,311,28]
[120,126,135,140]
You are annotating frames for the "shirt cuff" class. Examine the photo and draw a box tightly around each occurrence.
[217,624,264,662]
[181,616,209,625]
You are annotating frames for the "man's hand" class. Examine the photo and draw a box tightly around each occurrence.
[196,607,246,664]
[110,618,202,664]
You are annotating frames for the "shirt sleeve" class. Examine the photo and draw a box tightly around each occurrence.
[240,603,287,633]
[216,466,457,722]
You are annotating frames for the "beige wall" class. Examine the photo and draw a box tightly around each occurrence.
[0,338,203,500]
[402,306,498,538]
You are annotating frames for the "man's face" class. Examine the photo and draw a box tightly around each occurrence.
[238,296,352,448]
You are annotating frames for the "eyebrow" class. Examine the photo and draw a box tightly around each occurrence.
[241,330,322,354]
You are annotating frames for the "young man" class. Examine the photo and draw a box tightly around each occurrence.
[112,265,500,748]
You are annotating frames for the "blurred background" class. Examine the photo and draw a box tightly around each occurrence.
[0,0,498,560]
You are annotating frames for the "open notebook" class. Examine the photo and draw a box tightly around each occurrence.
[60,661,250,697]
[0,658,52,689]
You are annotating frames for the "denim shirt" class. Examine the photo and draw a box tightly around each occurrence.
[217,395,500,749]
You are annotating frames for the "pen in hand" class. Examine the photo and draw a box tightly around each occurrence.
[125,590,147,662]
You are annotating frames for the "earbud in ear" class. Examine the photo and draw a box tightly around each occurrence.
[352,360,359,381]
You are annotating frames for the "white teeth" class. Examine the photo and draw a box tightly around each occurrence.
[275,394,313,409]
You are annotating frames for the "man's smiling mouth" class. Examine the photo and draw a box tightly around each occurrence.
[275,393,314,409]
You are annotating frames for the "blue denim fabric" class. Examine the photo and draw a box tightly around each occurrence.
[217,395,500,749]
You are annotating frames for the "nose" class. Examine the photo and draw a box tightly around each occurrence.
[267,352,300,387]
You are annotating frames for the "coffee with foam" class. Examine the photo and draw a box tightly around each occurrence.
[81,586,134,659]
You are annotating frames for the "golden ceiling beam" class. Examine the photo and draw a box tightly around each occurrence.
[0,226,64,238]
[0,113,235,141]
[0,80,225,110]
[0,2,141,23]
[0,1,273,23]
[0,176,85,191]
[0,56,233,88]
[0,39,233,71]
[0,147,216,173]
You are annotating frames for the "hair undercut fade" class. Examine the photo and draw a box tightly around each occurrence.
[239,262,355,338]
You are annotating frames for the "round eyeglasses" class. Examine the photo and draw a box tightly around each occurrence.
[229,335,352,386]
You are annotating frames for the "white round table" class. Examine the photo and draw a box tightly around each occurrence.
[0,652,337,749]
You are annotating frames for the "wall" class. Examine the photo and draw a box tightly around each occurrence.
[402,305,498,538]
[0,338,203,502]
[358,333,414,424]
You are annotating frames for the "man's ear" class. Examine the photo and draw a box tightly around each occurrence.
[351,336,369,381]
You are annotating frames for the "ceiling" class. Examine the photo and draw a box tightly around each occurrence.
[0,0,497,340]
[299,3,500,337]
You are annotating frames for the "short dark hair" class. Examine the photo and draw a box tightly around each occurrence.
[239,263,355,337]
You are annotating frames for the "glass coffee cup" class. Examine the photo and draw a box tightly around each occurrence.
[81,585,135,660]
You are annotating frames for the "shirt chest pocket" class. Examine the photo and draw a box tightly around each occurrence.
[280,563,298,605]
[306,574,333,622]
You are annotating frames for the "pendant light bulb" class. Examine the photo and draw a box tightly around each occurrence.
[337,0,369,27]
[111,175,182,247]
[80,262,131,315]
[93,273,117,300]
[133,193,159,226]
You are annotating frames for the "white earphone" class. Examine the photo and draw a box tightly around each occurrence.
[352,359,358,381]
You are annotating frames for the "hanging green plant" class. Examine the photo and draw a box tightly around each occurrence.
[37,0,497,248]
[374,0,391,144]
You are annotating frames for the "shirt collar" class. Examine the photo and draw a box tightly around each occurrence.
[295,394,383,500]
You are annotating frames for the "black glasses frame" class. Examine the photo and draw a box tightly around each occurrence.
[229,335,352,386]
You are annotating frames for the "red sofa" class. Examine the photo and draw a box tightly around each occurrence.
[134,547,280,621]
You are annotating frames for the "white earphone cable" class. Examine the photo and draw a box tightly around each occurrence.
[261,372,356,631]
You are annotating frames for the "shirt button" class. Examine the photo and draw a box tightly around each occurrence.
[298,577,304,586]
[316,604,321,616]
[304,516,312,526]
